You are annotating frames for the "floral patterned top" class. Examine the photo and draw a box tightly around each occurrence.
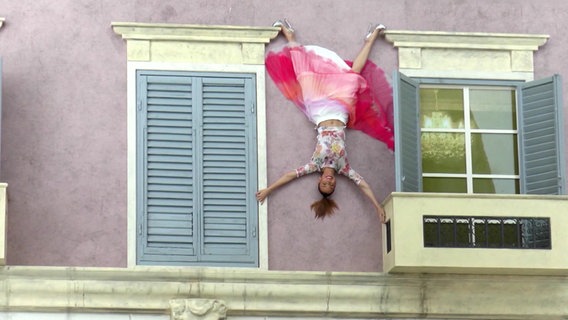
[295,126,363,185]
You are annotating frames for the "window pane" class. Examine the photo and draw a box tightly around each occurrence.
[420,89,464,129]
[455,218,471,247]
[473,178,519,194]
[472,133,519,175]
[422,133,466,173]
[423,221,438,247]
[425,216,550,249]
[470,89,516,130]
[503,220,521,248]
[521,219,552,249]
[434,219,469,247]
[474,220,520,248]
[424,177,467,193]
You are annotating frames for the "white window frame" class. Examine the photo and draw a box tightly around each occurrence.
[126,61,269,268]
[111,22,279,269]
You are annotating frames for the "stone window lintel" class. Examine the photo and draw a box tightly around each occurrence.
[385,30,548,50]
[111,22,279,64]
[385,30,549,80]
[111,22,279,44]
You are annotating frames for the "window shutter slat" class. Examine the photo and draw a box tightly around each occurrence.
[393,72,422,192]
[137,73,197,264]
[199,77,258,265]
[518,75,566,194]
[0,58,2,179]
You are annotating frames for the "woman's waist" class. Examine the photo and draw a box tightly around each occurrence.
[318,119,345,127]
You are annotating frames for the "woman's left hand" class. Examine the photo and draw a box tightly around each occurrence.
[376,205,387,224]
[357,180,387,223]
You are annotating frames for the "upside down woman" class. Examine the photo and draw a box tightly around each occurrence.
[256,19,394,223]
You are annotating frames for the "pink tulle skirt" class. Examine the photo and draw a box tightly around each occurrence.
[265,44,394,150]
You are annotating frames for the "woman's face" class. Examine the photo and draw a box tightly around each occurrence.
[318,173,336,194]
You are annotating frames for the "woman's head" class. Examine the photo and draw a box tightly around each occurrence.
[318,169,337,194]
[311,171,338,219]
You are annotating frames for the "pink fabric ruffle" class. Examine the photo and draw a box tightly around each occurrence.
[266,44,394,150]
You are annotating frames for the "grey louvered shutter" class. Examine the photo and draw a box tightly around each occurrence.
[137,71,258,267]
[137,73,197,264]
[518,75,565,194]
[0,58,2,179]
[393,72,422,192]
[197,76,258,266]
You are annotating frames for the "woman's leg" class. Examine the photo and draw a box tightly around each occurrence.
[351,25,385,73]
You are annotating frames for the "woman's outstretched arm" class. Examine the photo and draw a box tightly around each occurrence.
[357,180,387,223]
[256,170,298,204]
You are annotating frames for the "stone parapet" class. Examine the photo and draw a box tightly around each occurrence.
[0,266,567,319]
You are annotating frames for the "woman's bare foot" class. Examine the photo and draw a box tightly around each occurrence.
[273,18,296,43]
[364,23,386,43]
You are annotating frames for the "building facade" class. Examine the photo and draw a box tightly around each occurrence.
[0,0,567,319]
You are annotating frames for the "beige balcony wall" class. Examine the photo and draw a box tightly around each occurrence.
[383,192,568,275]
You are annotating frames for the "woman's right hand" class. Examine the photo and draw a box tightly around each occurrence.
[377,205,387,224]
[256,170,298,205]
[256,188,271,204]
[256,171,298,204]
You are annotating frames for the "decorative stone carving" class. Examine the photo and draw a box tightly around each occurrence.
[170,299,228,320]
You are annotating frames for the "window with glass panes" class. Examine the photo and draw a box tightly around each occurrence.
[420,86,519,194]
[394,72,564,195]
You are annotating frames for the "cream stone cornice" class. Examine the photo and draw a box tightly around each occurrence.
[111,22,278,43]
[385,30,549,80]
[111,22,279,63]
[1,266,568,319]
[386,30,548,50]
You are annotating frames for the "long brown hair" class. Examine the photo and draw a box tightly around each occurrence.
[310,187,338,219]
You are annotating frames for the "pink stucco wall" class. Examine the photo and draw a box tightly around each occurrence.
[0,0,566,270]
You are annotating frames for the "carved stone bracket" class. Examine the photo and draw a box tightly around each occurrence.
[0,18,5,29]
[170,299,228,320]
